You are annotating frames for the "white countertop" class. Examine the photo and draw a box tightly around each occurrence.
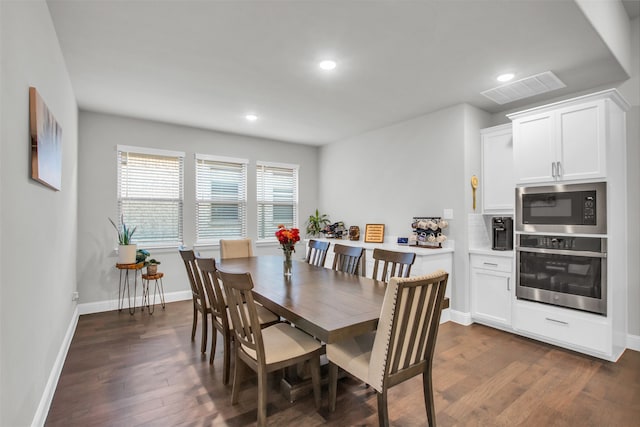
[307,237,454,257]
[468,247,514,258]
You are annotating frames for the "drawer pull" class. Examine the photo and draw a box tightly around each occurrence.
[507,277,510,291]
[483,262,499,267]
[545,317,569,326]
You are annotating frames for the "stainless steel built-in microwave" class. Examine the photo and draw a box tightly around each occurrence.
[516,182,606,234]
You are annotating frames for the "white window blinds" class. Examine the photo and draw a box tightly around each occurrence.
[117,146,184,246]
[195,154,248,242]
[257,162,299,240]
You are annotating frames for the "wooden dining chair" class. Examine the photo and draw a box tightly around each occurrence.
[305,239,330,267]
[217,269,323,427]
[371,248,416,283]
[327,270,449,427]
[332,244,364,275]
[220,238,254,259]
[197,257,279,384]
[179,249,210,354]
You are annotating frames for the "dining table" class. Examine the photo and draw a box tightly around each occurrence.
[217,255,450,400]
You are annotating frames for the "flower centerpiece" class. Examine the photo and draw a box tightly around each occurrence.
[275,224,300,277]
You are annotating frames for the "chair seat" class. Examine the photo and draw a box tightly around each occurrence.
[242,323,322,365]
[227,303,279,330]
[326,331,376,388]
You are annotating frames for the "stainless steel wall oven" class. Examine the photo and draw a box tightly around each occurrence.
[516,234,607,315]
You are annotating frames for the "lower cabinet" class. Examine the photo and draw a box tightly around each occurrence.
[470,253,513,329]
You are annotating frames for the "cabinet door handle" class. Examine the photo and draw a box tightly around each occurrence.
[557,161,562,177]
[506,277,510,291]
[551,162,557,178]
[545,317,569,325]
[483,262,498,267]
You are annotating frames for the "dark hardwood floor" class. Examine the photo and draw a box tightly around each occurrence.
[46,300,640,426]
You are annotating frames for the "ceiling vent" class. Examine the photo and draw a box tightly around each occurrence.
[481,71,566,105]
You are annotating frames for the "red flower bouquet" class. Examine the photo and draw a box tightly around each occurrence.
[275,225,300,276]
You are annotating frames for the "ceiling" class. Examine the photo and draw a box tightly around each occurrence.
[47,0,633,146]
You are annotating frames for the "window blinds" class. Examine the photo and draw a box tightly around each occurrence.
[117,146,184,246]
[257,162,299,240]
[195,155,248,242]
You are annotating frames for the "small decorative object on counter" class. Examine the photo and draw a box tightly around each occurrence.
[411,216,448,249]
[275,224,300,277]
[322,221,346,238]
[349,226,360,241]
[306,209,330,237]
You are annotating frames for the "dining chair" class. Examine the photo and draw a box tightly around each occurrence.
[179,249,210,354]
[371,248,416,283]
[327,270,449,427]
[220,238,254,259]
[305,239,330,267]
[217,269,323,427]
[197,257,279,384]
[331,243,364,275]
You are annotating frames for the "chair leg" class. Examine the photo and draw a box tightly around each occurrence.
[191,302,197,341]
[257,367,268,427]
[201,311,208,354]
[328,362,338,412]
[222,333,231,384]
[377,389,390,427]
[209,326,217,365]
[309,354,321,409]
[231,354,245,405]
[423,370,436,426]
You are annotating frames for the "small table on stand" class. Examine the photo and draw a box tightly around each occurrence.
[116,262,144,315]
[141,272,166,314]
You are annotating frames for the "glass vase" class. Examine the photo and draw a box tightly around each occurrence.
[283,250,293,277]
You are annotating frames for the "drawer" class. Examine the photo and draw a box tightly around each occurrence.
[513,301,609,354]
[470,254,512,273]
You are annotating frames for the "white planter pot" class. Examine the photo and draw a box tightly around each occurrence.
[118,244,137,264]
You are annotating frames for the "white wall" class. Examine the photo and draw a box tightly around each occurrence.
[77,111,319,306]
[0,1,78,426]
[318,104,491,312]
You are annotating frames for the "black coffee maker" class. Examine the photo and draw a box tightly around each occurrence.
[492,217,513,251]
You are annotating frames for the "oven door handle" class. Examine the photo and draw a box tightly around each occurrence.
[516,247,607,258]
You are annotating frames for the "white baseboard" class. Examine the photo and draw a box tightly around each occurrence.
[628,333,640,352]
[448,309,473,326]
[31,305,79,427]
[78,290,192,315]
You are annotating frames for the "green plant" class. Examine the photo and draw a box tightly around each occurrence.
[306,209,330,236]
[146,258,161,266]
[136,249,160,266]
[109,215,136,245]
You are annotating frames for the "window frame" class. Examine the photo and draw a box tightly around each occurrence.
[256,160,299,242]
[194,153,249,244]
[116,145,185,249]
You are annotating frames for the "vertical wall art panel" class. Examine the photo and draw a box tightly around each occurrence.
[29,86,62,190]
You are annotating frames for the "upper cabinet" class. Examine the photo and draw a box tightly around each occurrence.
[508,90,625,185]
[481,124,514,213]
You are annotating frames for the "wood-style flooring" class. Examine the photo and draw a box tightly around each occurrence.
[46,300,640,426]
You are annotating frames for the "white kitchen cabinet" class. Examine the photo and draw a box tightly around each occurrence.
[470,253,513,329]
[509,95,611,185]
[480,124,514,213]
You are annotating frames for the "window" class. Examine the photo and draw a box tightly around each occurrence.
[117,146,184,247]
[195,154,248,242]
[257,161,299,240]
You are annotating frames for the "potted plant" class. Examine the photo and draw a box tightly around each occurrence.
[136,249,161,275]
[306,209,330,237]
[109,215,137,264]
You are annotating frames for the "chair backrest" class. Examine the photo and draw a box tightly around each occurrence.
[220,238,254,259]
[371,248,416,283]
[331,244,364,275]
[179,249,206,303]
[367,270,448,392]
[196,257,227,324]
[216,269,266,365]
[305,239,330,267]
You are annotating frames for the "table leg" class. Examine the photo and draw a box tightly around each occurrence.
[118,269,126,311]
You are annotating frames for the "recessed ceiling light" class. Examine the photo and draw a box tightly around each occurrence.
[245,114,258,122]
[319,60,337,71]
[497,73,515,83]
